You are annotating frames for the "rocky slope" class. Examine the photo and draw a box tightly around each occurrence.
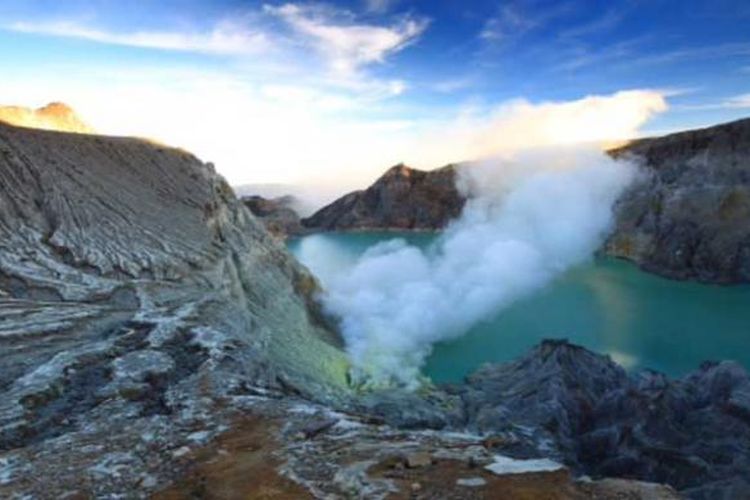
[0,121,349,497]
[241,194,304,239]
[454,339,750,498]
[606,117,750,283]
[302,118,750,283]
[302,163,464,231]
[1,120,744,498]
[0,102,95,134]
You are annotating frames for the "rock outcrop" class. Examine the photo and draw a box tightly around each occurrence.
[454,339,750,498]
[241,194,304,239]
[0,102,95,134]
[301,117,750,283]
[302,163,464,231]
[606,117,750,283]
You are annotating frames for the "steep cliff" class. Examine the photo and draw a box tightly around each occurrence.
[0,122,349,495]
[302,163,464,231]
[606,117,750,283]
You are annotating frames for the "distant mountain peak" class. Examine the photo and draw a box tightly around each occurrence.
[0,101,94,134]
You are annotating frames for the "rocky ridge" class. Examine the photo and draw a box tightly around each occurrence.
[302,117,750,283]
[302,163,464,231]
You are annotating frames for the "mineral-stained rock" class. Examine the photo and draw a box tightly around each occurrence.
[302,163,464,231]
[606,117,750,283]
[241,194,305,239]
[0,121,350,497]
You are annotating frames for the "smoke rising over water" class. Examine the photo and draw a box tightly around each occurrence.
[296,148,638,387]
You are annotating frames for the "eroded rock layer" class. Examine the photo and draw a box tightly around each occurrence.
[0,122,350,495]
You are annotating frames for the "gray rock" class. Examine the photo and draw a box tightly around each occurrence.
[302,163,464,231]
[240,194,305,239]
[456,339,750,497]
[358,387,464,429]
[606,117,750,283]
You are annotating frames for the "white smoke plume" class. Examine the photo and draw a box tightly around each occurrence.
[292,91,666,387]
[297,148,638,387]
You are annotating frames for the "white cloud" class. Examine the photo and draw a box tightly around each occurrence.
[6,20,271,55]
[725,93,750,108]
[673,92,750,111]
[266,3,428,78]
[0,0,669,209]
[0,66,667,207]
[401,90,669,168]
[480,2,572,43]
[431,76,476,93]
[5,4,427,96]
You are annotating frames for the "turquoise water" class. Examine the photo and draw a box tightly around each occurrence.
[289,232,750,383]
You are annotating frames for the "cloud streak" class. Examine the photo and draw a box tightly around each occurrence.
[6,20,271,55]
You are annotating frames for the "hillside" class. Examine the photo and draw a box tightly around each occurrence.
[0,121,349,495]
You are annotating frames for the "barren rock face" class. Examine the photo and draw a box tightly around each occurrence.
[456,339,750,498]
[0,102,95,134]
[302,163,465,231]
[606,117,750,283]
[0,122,349,496]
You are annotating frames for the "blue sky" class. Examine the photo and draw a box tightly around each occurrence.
[0,0,748,189]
